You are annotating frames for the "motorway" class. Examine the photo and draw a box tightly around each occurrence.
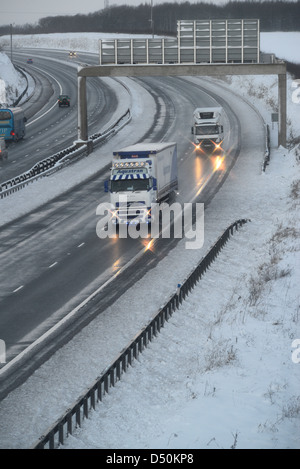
[0,49,120,183]
[0,48,241,389]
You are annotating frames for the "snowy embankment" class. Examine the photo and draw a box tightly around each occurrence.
[1,31,300,62]
[0,52,27,105]
[0,33,299,449]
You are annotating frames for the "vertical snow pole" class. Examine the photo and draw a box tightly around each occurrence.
[225,20,228,64]
[194,20,196,64]
[178,21,181,63]
[257,19,260,64]
[278,72,287,147]
[77,71,88,142]
[209,20,212,63]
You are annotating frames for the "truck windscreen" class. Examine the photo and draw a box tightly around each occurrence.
[111,178,149,192]
[196,125,219,135]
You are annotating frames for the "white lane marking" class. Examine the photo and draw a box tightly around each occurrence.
[48,262,58,269]
[13,285,24,293]
[26,68,63,126]
[1,241,153,375]
[77,243,85,248]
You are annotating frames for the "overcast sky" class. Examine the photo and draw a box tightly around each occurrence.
[1,0,236,28]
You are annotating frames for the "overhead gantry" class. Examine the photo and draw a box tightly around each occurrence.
[77,62,287,147]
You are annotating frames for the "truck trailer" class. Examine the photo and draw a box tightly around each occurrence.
[105,142,178,225]
[191,106,224,151]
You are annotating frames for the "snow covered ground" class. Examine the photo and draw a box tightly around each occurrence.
[0,32,299,449]
[0,30,299,105]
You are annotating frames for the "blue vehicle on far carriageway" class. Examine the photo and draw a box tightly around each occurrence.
[0,107,27,141]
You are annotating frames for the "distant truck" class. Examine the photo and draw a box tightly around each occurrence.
[105,142,178,225]
[58,95,70,107]
[191,106,224,151]
[0,107,27,141]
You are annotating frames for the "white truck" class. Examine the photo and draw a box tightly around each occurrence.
[105,142,178,225]
[191,106,224,151]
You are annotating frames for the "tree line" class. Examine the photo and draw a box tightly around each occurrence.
[0,1,299,36]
